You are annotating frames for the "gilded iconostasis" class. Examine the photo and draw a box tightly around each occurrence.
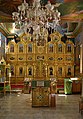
[0,0,83,92]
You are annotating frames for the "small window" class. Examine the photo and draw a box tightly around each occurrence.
[49,44,53,52]
[67,44,71,52]
[28,44,32,52]
[10,44,14,52]
[19,44,23,52]
[58,44,62,52]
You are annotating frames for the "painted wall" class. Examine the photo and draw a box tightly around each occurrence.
[75,25,83,74]
[0,32,6,60]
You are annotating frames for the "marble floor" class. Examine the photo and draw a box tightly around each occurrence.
[0,93,83,119]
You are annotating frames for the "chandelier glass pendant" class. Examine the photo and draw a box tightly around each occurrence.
[12,0,61,40]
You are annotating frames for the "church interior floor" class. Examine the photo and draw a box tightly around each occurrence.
[0,93,83,119]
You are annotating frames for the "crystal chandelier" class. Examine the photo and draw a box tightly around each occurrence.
[12,0,61,40]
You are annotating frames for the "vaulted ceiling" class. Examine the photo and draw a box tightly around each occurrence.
[0,0,83,22]
[0,0,83,37]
